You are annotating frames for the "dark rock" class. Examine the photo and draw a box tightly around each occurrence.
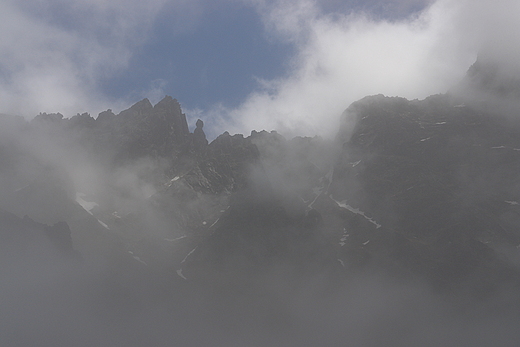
[96,109,116,122]
[69,112,95,128]
[32,112,64,123]
[44,221,75,255]
[153,95,190,143]
[332,92,520,294]
[0,208,79,260]
[181,187,341,284]
[118,98,153,119]
[193,118,208,150]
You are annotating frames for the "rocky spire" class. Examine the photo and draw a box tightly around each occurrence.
[193,118,208,149]
[154,96,190,142]
[118,98,153,119]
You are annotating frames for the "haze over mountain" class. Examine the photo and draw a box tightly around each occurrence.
[3,0,520,345]
[2,56,520,346]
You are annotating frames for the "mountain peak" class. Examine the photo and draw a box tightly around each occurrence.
[154,95,180,111]
[455,58,520,99]
[117,98,153,120]
[130,98,153,111]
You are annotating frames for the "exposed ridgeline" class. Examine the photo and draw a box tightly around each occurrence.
[332,92,520,294]
[32,96,194,162]
[0,96,279,270]
[0,97,213,269]
[334,59,520,248]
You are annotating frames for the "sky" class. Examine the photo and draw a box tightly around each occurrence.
[0,0,519,139]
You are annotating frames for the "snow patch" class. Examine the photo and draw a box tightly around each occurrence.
[75,192,98,215]
[209,217,220,228]
[362,240,370,246]
[350,160,361,167]
[420,137,432,142]
[505,201,519,206]
[128,251,147,265]
[331,196,382,228]
[337,259,345,267]
[307,194,321,210]
[435,122,447,125]
[166,176,181,187]
[181,248,197,263]
[97,219,109,230]
[176,269,187,280]
[133,256,147,265]
[339,232,349,247]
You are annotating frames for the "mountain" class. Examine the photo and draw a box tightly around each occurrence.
[333,93,520,293]
[3,64,520,345]
[0,208,79,263]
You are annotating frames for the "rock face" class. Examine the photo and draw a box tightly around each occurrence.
[180,181,341,285]
[27,96,191,162]
[332,93,520,292]
[0,209,79,263]
[193,119,208,150]
[335,93,520,242]
[110,96,190,159]
[5,63,520,345]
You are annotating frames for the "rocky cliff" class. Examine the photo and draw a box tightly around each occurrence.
[3,64,520,346]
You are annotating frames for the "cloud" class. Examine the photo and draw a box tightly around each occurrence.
[2,0,518,135]
[450,0,520,74]
[0,0,174,118]
[217,0,517,138]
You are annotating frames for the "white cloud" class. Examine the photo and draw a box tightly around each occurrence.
[218,0,517,138]
[0,0,172,118]
[2,0,518,135]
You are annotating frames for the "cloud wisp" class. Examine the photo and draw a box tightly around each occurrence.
[0,0,174,118]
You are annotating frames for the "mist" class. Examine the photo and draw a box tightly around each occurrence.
[2,0,520,346]
[3,95,520,346]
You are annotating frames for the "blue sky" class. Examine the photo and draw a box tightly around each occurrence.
[102,2,294,109]
[0,0,518,138]
[98,0,430,110]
